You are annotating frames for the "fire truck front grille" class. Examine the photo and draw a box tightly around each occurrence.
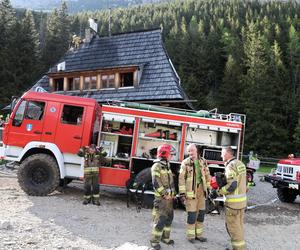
[276,164,294,179]
[283,166,293,176]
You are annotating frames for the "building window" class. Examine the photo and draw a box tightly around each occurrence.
[84,76,97,90]
[53,78,64,91]
[102,74,115,89]
[90,76,97,89]
[67,77,80,91]
[120,72,134,87]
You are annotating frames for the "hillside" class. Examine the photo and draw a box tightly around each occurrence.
[11,0,163,12]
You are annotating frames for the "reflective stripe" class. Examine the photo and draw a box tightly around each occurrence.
[187,229,195,235]
[84,167,99,172]
[226,193,246,199]
[221,186,227,193]
[161,169,171,174]
[196,228,203,234]
[83,195,91,199]
[157,186,164,193]
[164,226,171,231]
[152,229,163,236]
[232,240,246,247]
[186,192,195,198]
[154,171,160,177]
[226,196,247,203]
[179,186,186,192]
[154,192,162,197]
[93,194,100,198]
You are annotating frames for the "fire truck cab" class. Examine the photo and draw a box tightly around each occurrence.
[265,157,300,203]
[1,91,100,195]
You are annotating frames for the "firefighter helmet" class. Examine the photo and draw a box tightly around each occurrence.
[210,176,219,189]
[157,144,175,159]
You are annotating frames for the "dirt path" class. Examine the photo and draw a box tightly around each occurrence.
[0,166,300,250]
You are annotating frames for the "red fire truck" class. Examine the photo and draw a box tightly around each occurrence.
[0,91,245,197]
[265,157,300,203]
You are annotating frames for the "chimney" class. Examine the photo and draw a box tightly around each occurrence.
[89,18,98,33]
[85,28,92,43]
[84,18,98,43]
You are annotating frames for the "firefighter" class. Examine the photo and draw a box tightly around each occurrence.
[78,144,106,206]
[178,143,211,243]
[72,34,82,49]
[150,144,176,250]
[212,146,247,250]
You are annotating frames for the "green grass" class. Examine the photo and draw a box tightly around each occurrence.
[256,165,275,174]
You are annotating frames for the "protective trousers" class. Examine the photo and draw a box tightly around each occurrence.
[83,174,100,202]
[185,184,206,240]
[225,207,246,250]
[150,198,174,246]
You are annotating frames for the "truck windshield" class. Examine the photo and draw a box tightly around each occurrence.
[12,100,26,127]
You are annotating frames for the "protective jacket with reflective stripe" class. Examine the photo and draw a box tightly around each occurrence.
[151,159,176,198]
[219,158,247,209]
[178,157,211,199]
[78,148,101,175]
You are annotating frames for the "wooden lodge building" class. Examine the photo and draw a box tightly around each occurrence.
[32,27,192,109]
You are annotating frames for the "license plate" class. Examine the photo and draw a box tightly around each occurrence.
[288,183,299,189]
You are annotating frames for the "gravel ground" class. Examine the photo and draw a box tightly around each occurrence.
[0,165,300,250]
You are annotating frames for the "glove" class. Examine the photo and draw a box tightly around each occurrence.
[209,189,218,200]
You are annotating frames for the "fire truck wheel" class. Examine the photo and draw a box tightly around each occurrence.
[17,154,60,196]
[277,187,298,203]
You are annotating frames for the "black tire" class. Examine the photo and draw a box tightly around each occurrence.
[277,188,298,203]
[17,154,60,196]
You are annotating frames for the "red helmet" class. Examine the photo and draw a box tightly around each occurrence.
[157,144,175,159]
[210,176,219,189]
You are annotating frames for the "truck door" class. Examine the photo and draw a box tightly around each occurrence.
[55,104,85,154]
[6,100,46,147]
[41,101,61,143]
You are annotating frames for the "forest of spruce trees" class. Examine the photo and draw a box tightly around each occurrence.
[1,0,300,157]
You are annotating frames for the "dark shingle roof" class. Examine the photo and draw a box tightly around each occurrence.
[33,28,190,103]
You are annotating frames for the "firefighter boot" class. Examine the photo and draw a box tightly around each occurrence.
[92,196,100,206]
[93,200,101,206]
[161,239,174,245]
[150,243,161,250]
[82,198,91,205]
[196,236,207,242]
